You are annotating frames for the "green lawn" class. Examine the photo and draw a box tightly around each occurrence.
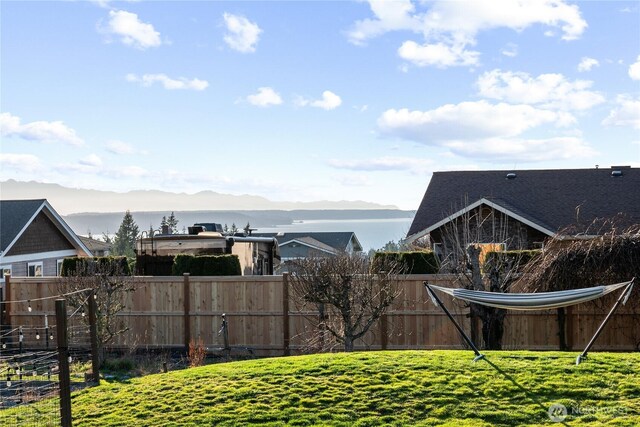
[2,350,639,426]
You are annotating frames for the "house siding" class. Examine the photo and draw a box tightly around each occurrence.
[6,211,74,256]
[5,257,63,278]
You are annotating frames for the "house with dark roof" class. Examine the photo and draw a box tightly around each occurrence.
[250,231,362,272]
[0,199,92,280]
[406,167,640,256]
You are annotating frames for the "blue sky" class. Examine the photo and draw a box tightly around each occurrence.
[1,0,639,210]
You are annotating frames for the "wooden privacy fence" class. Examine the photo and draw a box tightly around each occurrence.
[2,275,638,356]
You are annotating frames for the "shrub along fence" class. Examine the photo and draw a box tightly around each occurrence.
[2,275,638,356]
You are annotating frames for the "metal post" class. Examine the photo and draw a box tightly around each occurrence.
[56,299,72,427]
[576,278,635,365]
[88,290,100,384]
[424,283,485,361]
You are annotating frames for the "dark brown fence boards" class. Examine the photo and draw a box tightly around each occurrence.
[4,275,637,354]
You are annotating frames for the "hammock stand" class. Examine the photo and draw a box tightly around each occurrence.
[424,277,635,365]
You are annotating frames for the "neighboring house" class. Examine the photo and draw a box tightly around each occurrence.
[0,199,92,280]
[78,236,112,257]
[251,232,363,272]
[137,223,280,276]
[406,167,640,258]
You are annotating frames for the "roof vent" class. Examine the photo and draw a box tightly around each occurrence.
[506,172,517,180]
[611,170,623,177]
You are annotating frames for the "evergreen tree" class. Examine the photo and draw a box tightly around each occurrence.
[112,210,139,257]
[160,216,168,231]
[167,212,179,233]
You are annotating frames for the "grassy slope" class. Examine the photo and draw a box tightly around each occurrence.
[4,351,639,426]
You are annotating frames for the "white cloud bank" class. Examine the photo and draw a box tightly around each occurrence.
[223,13,262,53]
[126,73,209,90]
[329,156,433,174]
[348,0,587,68]
[246,87,283,107]
[376,101,596,162]
[602,95,640,129]
[629,55,640,80]
[0,153,43,172]
[0,112,84,146]
[106,140,135,155]
[295,91,342,110]
[477,70,605,111]
[104,10,162,49]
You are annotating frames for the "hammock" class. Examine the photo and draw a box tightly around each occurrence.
[426,281,632,311]
[423,278,636,365]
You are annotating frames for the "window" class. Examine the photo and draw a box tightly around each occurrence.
[57,259,64,276]
[1,265,11,283]
[27,262,43,277]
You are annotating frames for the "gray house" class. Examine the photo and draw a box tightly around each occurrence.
[406,167,640,257]
[0,199,92,280]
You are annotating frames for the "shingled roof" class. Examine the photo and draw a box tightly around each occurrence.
[407,167,640,240]
[252,232,363,252]
[0,199,91,255]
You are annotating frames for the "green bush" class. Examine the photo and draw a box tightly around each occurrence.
[172,254,241,276]
[482,250,541,274]
[373,251,439,274]
[61,256,131,276]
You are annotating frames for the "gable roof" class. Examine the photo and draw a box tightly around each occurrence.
[280,237,339,255]
[0,199,92,256]
[407,167,640,240]
[252,232,363,252]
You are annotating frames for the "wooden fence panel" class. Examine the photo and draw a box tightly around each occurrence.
[3,275,638,354]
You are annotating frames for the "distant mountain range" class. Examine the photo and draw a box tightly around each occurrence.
[0,180,398,214]
[1,180,413,239]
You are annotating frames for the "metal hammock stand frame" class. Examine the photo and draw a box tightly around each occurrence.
[423,277,636,365]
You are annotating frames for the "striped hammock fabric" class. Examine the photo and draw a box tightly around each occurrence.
[426,280,633,311]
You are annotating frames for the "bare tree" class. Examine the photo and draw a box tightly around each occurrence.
[435,201,534,349]
[288,253,403,352]
[57,259,134,363]
[515,219,640,350]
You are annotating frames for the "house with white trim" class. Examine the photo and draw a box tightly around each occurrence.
[0,199,92,280]
[406,167,640,257]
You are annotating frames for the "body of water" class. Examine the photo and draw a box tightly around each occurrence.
[257,217,414,251]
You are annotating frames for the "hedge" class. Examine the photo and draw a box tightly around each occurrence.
[482,250,541,274]
[172,254,241,276]
[61,256,131,276]
[135,255,175,276]
[373,251,439,274]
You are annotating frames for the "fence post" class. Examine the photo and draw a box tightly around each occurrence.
[88,290,100,384]
[283,273,290,356]
[2,274,11,330]
[56,299,72,427]
[183,273,191,351]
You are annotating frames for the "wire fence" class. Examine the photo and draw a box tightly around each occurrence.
[1,292,98,427]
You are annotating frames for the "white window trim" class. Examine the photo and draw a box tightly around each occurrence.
[57,259,64,276]
[27,261,44,278]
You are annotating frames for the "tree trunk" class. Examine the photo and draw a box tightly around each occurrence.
[344,335,354,352]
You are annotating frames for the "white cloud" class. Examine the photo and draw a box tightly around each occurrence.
[476,70,605,111]
[106,140,135,155]
[333,174,373,187]
[223,13,262,53]
[246,87,283,107]
[445,137,596,162]
[348,0,586,68]
[126,73,208,90]
[79,154,103,167]
[0,153,43,172]
[0,112,84,146]
[296,91,342,110]
[398,41,480,68]
[376,101,591,162]
[104,10,161,49]
[378,101,574,142]
[602,95,640,129]
[629,55,640,80]
[501,43,518,57]
[577,57,599,72]
[329,156,433,174]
